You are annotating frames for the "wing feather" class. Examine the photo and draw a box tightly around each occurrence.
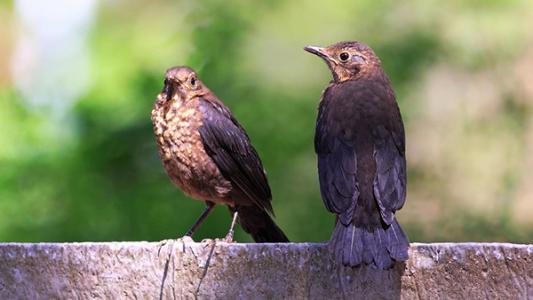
[198,98,273,213]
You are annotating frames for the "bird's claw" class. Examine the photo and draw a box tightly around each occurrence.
[223,231,235,243]
[180,235,195,244]
[157,239,177,257]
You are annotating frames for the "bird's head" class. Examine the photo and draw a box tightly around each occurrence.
[304,41,382,83]
[161,66,208,103]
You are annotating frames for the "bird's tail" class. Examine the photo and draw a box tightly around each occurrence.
[330,219,409,269]
[237,206,289,243]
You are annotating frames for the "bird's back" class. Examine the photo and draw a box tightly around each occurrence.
[317,79,399,223]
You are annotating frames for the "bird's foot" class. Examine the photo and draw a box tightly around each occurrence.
[184,228,195,237]
[157,236,196,257]
[223,230,235,243]
[221,210,238,243]
[176,235,195,252]
[180,235,195,243]
[157,239,176,257]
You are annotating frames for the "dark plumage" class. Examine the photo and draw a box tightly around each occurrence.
[305,41,409,269]
[151,66,288,243]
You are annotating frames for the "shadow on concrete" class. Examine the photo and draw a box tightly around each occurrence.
[335,262,406,299]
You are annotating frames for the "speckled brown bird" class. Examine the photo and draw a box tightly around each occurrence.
[305,41,409,269]
[151,66,288,243]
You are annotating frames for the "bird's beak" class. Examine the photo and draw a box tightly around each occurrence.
[163,82,174,101]
[304,45,333,62]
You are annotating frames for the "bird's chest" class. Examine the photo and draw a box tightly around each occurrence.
[152,98,204,166]
[151,97,231,200]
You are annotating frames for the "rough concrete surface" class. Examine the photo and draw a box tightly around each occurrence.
[0,241,531,299]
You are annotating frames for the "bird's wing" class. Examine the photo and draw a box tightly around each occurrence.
[372,103,407,226]
[198,98,273,213]
[315,93,359,226]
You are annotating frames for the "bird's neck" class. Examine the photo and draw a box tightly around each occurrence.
[333,67,390,84]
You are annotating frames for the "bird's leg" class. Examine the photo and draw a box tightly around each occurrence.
[224,210,239,242]
[185,201,215,238]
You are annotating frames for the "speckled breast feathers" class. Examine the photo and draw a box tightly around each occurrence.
[151,94,232,204]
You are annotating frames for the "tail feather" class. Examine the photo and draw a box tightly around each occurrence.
[237,206,289,243]
[331,219,408,269]
[388,221,408,259]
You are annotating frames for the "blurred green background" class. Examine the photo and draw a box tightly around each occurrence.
[0,0,532,243]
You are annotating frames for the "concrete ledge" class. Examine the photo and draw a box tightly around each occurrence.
[0,241,531,299]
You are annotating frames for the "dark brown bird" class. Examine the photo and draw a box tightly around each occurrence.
[304,41,409,269]
[151,66,288,243]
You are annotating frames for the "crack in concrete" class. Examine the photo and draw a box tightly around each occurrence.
[194,240,217,299]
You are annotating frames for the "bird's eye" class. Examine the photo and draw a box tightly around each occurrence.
[339,52,350,62]
[164,79,169,85]
[190,77,196,86]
